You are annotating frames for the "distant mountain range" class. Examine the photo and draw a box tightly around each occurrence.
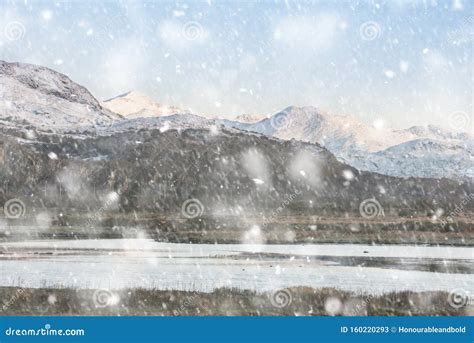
[100,91,472,180]
[0,59,473,235]
[224,106,473,180]
[0,60,472,181]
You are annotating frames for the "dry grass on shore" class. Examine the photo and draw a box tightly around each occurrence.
[1,286,470,316]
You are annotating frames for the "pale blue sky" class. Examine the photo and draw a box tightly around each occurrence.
[0,0,472,129]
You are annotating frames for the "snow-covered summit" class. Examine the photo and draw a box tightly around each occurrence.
[221,106,473,180]
[102,90,183,118]
[0,60,120,129]
[228,106,416,153]
[100,103,473,179]
[0,60,471,180]
[345,138,474,179]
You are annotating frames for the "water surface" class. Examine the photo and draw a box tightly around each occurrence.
[0,239,472,294]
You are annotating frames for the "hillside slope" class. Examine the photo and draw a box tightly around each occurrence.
[0,60,120,129]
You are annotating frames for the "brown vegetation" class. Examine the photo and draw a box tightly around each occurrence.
[1,286,470,316]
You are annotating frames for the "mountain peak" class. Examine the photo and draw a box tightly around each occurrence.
[102,90,182,118]
[0,60,102,111]
[0,60,119,129]
[223,105,472,179]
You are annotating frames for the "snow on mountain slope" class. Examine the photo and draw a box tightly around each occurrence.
[109,112,214,132]
[102,102,472,179]
[344,138,474,179]
[1,60,470,181]
[399,124,471,141]
[226,106,418,153]
[0,60,120,129]
[220,106,473,180]
[102,90,182,118]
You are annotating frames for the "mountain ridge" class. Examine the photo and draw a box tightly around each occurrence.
[0,61,471,180]
[96,90,474,180]
[0,60,121,129]
[0,61,472,236]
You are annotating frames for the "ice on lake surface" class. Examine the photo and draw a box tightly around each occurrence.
[0,239,472,294]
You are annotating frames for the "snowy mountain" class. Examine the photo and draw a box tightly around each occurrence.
[102,91,183,118]
[224,106,415,152]
[218,106,473,180]
[401,125,471,141]
[0,60,471,181]
[109,112,214,132]
[2,120,472,221]
[100,102,472,180]
[346,139,474,179]
[0,60,120,129]
[0,60,472,226]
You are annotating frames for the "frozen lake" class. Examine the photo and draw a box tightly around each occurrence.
[0,239,473,294]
